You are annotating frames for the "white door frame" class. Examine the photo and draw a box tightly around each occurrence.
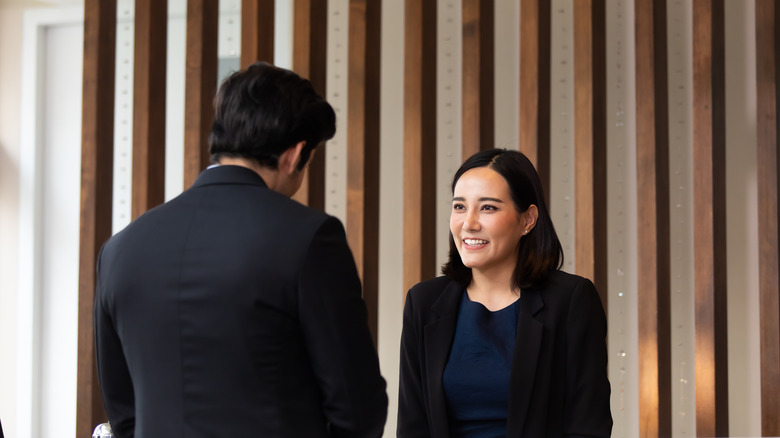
[18,7,83,437]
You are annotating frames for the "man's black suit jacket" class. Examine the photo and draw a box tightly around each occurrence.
[398,272,612,437]
[94,165,387,437]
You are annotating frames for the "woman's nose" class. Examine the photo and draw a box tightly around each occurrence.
[463,211,480,231]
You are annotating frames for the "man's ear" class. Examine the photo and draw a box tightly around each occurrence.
[278,141,306,175]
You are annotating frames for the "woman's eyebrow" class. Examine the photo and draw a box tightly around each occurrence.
[451,196,504,203]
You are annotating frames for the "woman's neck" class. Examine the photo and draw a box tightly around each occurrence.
[467,268,519,311]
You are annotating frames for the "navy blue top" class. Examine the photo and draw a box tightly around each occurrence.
[442,290,520,438]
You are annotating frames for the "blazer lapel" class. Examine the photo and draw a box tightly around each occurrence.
[423,281,463,438]
[506,286,544,436]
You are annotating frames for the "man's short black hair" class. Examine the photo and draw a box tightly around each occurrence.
[209,61,336,170]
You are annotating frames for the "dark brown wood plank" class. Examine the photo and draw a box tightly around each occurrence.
[573,0,607,300]
[292,0,327,210]
[183,0,218,189]
[462,0,480,159]
[403,0,437,297]
[756,0,780,435]
[519,0,551,193]
[76,0,116,436]
[462,0,494,159]
[347,0,381,346]
[132,0,167,219]
[635,1,672,436]
[479,0,494,153]
[241,0,275,68]
[692,1,729,436]
[573,0,594,284]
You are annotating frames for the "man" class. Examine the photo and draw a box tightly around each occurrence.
[94,62,387,437]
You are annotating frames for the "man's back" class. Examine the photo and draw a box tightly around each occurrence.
[94,165,387,437]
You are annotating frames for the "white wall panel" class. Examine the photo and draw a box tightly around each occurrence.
[112,4,134,233]
[667,1,696,434]
[549,0,576,274]
[606,1,639,436]
[0,7,25,438]
[40,23,82,437]
[436,0,463,272]
[325,0,349,224]
[493,0,519,151]
[378,2,405,434]
[724,0,761,436]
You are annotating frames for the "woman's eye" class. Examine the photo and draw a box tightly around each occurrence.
[453,203,465,211]
[481,204,497,211]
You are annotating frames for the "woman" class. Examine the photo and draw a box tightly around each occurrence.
[398,149,612,437]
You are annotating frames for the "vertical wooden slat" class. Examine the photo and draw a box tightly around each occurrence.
[347,0,381,345]
[635,0,672,436]
[183,0,218,188]
[76,0,116,436]
[403,0,437,296]
[573,0,608,300]
[756,0,780,435]
[692,0,729,436]
[241,0,275,68]
[519,0,551,192]
[462,0,494,159]
[292,0,328,210]
[132,0,167,219]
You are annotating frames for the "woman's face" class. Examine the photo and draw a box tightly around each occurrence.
[450,166,532,276]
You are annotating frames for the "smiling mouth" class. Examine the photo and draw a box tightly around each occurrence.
[463,238,488,246]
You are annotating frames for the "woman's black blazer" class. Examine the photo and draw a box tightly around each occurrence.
[398,271,612,437]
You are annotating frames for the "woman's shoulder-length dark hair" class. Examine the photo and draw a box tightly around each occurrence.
[442,148,564,289]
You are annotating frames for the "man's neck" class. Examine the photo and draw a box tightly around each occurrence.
[217,157,282,192]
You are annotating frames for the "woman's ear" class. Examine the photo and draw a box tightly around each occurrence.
[523,204,539,234]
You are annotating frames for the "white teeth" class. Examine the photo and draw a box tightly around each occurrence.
[464,238,488,246]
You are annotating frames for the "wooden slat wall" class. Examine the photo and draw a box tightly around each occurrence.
[132,0,167,219]
[635,1,672,436]
[241,0,274,68]
[403,0,437,295]
[519,0,551,193]
[756,0,780,435]
[183,0,218,189]
[292,0,328,210]
[462,0,494,159]
[573,0,608,301]
[69,2,780,436]
[75,1,116,436]
[347,0,381,345]
[692,0,729,436]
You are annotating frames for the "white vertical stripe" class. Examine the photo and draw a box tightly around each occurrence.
[274,0,293,70]
[549,0,575,273]
[605,1,639,436]
[378,2,405,435]
[113,4,134,234]
[325,0,349,224]
[436,0,463,272]
[166,10,186,201]
[724,0,761,435]
[667,0,696,434]
[493,0,520,151]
